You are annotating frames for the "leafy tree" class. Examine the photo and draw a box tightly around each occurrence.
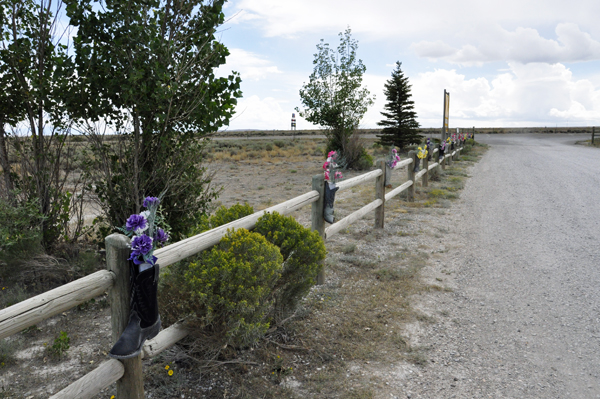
[65,0,242,239]
[376,61,421,149]
[0,0,82,248]
[296,27,374,162]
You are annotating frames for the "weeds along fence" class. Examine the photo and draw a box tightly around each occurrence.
[0,144,465,398]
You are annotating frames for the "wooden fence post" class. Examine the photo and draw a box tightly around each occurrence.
[375,160,385,228]
[407,151,416,202]
[422,153,429,188]
[593,126,595,145]
[472,126,475,141]
[311,174,326,285]
[106,234,144,399]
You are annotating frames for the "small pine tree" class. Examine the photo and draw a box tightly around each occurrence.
[376,62,422,149]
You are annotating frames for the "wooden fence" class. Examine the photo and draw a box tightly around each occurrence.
[0,143,465,398]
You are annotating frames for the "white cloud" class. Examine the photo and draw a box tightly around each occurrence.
[226,63,600,130]
[409,63,600,127]
[230,0,600,40]
[412,23,600,65]
[216,48,282,81]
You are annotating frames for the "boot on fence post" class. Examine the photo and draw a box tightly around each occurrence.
[407,150,416,202]
[439,144,446,171]
[311,174,326,285]
[422,153,429,188]
[375,160,385,229]
[106,233,144,399]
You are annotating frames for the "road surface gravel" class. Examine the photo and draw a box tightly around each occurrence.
[403,134,600,398]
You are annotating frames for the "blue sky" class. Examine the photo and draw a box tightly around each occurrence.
[215,0,600,130]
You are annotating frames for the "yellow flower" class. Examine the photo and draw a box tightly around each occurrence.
[110,396,115,399]
[168,370,174,376]
[165,365,170,370]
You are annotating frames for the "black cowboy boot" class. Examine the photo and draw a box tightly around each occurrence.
[323,183,339,224]
[109,263,161,359]
[439,146,445,161]
[413,157,421,172]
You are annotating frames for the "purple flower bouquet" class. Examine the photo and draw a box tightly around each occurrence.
[119,195,170,265]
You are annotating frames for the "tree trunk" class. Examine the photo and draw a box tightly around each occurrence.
[0,120,14,200]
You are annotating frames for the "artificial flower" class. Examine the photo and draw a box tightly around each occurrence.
[126,214,147,232]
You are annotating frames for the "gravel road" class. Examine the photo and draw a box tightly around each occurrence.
[403,134,600,398]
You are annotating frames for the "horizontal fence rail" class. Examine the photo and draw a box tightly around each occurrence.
[11,141,467,398]
[385,180,414,201]
[336,168,383,191]
[325,199,383,239]
[155,190,320,269]
[49,359,124,399]
[392,157,413,170]
[0,270,115,340]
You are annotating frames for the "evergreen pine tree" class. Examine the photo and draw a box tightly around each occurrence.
[376,62,422,149]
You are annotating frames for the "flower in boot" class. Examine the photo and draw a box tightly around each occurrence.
[143,196,160,208]
[130,235,154,264]
[126,214,147,233]
[155,228,169,246]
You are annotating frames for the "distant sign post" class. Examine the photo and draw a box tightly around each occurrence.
[291,113,296,130]
[442,89,450,142]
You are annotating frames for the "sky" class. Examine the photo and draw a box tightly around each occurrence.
[214,0,600,130]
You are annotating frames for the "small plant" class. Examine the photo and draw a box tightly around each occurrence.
[270,354,293,381]
[49,331,70,360]
[355,148,374,170]
[341,244,357,254]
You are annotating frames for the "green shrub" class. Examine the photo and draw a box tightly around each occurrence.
[355,149,374,170]
[254,212,326,322]
[49,331,70,360]
[0,195,44,254]
[160,228,282,347]
[0,195,45,277]
[192,203,254,235]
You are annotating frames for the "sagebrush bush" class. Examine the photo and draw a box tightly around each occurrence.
[160,228,283,347]
[0,195,44,277]
[355,149,374,170]
[192,203,254,235]
[0,195,44,253]
[254,212,326,322]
